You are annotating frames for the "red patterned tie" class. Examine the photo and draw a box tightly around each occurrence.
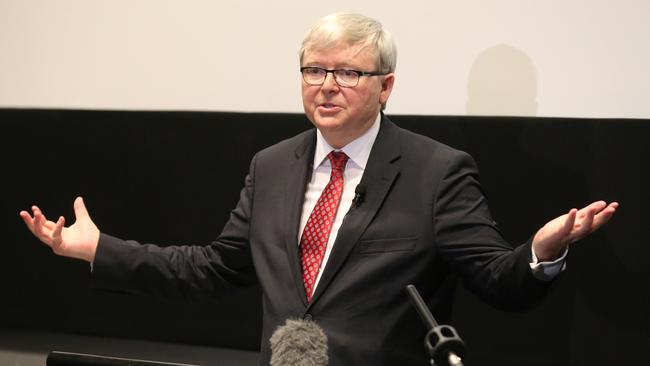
[300,151,349,303]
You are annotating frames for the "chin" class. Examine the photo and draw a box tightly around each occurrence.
[312,115,345,131]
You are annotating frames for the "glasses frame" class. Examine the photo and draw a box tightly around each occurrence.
[300,66,388,88]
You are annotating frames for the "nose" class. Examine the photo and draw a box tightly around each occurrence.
[321,71,340,93]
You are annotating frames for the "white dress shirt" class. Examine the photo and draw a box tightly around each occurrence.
[298,115,381,293]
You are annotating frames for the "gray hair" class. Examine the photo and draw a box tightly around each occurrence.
[299,12,397,74]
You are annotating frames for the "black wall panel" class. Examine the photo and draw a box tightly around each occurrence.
[1,109,648,365]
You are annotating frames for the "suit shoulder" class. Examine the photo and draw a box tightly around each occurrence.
[254,128,314,160]
[394,124,473,162]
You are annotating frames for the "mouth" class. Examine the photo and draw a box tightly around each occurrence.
[318,103,342,112]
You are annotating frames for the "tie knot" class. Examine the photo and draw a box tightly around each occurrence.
[328,151,349,171]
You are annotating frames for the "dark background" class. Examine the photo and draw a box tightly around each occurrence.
[1,109,648,365]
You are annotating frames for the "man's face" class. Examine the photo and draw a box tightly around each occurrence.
[301,43,394,148]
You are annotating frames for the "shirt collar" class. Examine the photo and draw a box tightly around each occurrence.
[314,114,381,170]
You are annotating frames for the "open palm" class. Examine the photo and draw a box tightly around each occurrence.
[20,197,100,262]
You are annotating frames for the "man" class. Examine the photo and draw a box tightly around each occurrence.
[20,12,617,365]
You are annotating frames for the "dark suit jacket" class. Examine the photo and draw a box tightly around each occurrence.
[93,115,549,365]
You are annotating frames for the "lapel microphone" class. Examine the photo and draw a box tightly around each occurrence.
[352,184,366,208]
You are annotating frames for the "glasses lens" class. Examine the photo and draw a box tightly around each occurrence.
[302,67,326,85]
[334,70,360,87]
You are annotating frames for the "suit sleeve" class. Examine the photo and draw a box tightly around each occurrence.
[433,150,550,310]
[91,155,259,302]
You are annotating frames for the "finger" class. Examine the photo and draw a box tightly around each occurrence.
[34,207,57,240]
[19,210,33,220]
[31,207,58,230]
[19,210,34,223]
[590,202,619,230]
[561,209,577,238]
[73,196,90,222]
[573,207,596,241]
[32,206,52,229]
[577,201,616,227]
[576,201,607,220]
[32,205,44,217]
[42,219,58,230]
[33,210,48,238]
[19,210,36,233]
[51,216,65,250]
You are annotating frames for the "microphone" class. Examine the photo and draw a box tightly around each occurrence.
[405,284,466,366]
[269,318,328,366]
[352,184,366,208]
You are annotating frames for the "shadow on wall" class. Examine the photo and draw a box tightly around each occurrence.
[466,44,538,116]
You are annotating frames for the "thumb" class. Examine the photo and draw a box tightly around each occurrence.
[559,208,577,242]
[73,196,91,221]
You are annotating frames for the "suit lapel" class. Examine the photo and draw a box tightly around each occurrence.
[310,117,401,305]
[284,130,316,307]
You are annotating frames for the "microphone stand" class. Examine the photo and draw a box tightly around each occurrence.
[405,285,466,366]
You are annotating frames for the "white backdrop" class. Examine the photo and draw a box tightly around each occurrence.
[1,0,648,118]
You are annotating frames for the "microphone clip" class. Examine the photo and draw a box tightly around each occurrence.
[352,184,366,208]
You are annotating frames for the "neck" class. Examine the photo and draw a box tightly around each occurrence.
[320,114,380,149]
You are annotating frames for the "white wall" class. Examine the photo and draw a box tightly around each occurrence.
[1,0,648,118]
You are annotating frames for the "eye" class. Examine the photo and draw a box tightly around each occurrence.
[304,67,325,76]
[338,70,359,78]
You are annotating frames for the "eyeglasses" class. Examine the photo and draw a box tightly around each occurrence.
[300,67,388,88]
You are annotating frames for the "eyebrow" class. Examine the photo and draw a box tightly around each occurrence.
[302,64,364,70]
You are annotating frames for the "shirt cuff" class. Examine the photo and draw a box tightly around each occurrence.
[529,247,567,281]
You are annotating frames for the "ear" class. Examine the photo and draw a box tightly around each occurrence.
[379,73,395,105]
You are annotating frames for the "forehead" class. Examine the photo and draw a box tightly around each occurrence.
[302,43,377,68]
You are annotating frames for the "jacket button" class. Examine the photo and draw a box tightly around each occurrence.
[303,313,313,321]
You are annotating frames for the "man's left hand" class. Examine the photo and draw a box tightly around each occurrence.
[532,201,619,262]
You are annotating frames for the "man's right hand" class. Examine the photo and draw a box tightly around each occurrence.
[19,196,100,263]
